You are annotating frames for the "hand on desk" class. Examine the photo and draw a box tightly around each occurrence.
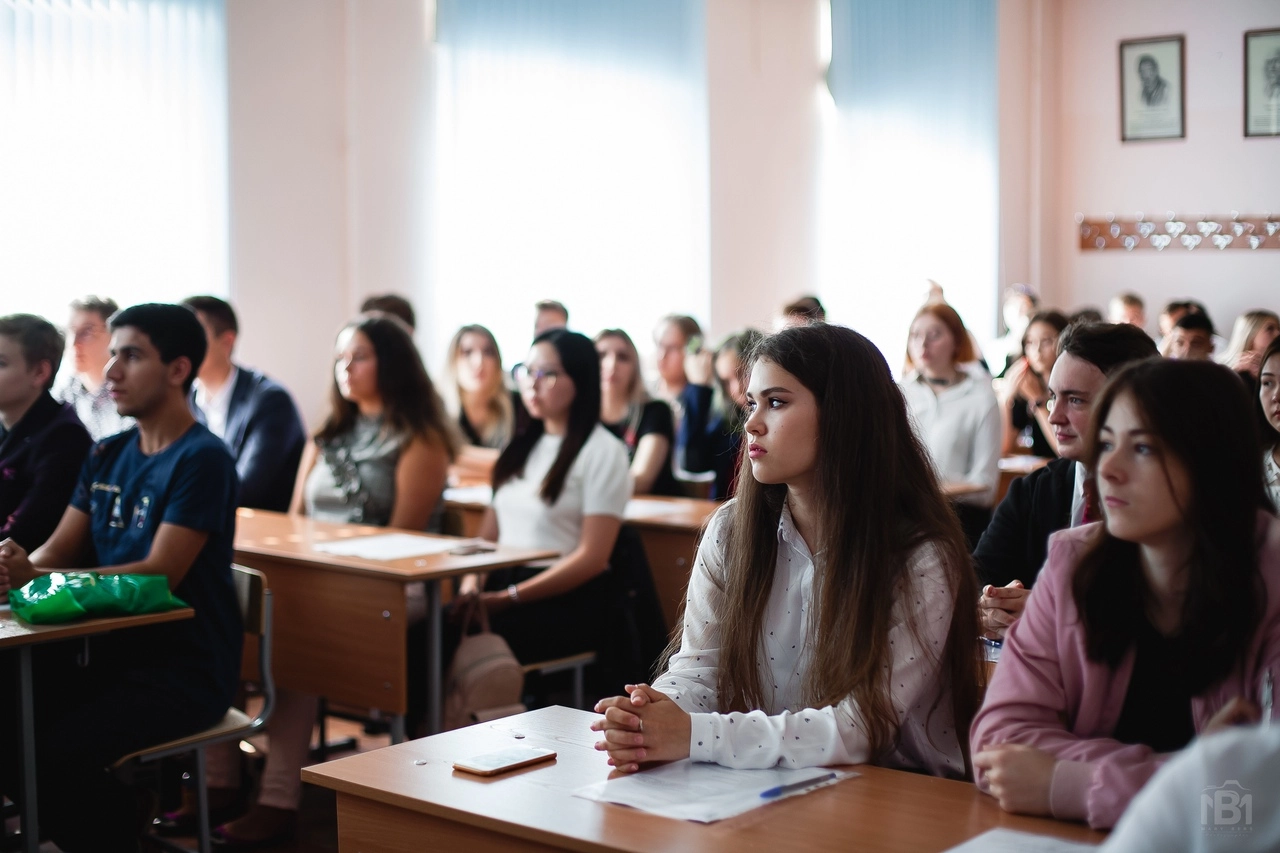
[0,537,33,596]
[592,683,691,773]
[979,581,1028,640]
[973,743,1055,816]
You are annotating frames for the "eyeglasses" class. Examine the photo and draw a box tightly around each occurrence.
[514,365,559,389]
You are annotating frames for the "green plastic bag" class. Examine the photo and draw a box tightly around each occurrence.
[10,572,188,625]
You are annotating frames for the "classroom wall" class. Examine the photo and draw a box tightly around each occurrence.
[1028,0,1279,333]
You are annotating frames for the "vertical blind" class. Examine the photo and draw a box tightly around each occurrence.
[0,0,229,326]
[430,0,709,368]
[819,0,998,363]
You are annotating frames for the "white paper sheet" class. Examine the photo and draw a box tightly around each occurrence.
[443,485,493,505]
[312,533,465,561]
[625,498,690,518]
[573,760,856,822]
[943,829,1099,852]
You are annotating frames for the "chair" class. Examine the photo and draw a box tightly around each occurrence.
[113,565,275,853]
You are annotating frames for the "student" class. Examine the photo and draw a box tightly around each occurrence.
[360,293,416,331]
[1108,292,1146,330]
[52,294,135,439]
[998,310,1068,458]
[591,324,980,777]
[1157,299,1192,344]
[0,315,93,553]
[596,329,682,496]
[778,295,826,328]
[991,283,1038,375]
[681,329,763,500]
[211,312,457,847]
[0,303,241,853]
[1102,726,1280,852]
[650,314,702,407]
[455,329,630,671]
[1167,312,1217,361]
[900,303,1001,548]
[183,296,306,512]
[1220,309,1280,380]
[1259,338,1280,510]
[976,323,1158,638]
[533,299,569,338]
[971,359,1280,830]
[445,323,517,450]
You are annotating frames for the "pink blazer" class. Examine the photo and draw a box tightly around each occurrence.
[970,511,1280,829]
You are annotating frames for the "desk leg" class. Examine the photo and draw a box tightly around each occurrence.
[390,715,407,744]
[427,580,442,735]
[18,646,38,853]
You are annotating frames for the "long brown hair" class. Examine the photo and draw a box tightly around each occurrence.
[1073,359,1266,690]
[317,312,458,459]
[669,324,980,762]
[445,324,513,447]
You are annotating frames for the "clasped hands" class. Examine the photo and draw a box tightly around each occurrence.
[0,538,33,597]
[591,683,692,773]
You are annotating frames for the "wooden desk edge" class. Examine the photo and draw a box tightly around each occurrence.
[232,546,558,580]
[0,607,194,648]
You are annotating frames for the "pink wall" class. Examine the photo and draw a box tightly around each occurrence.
[1051,0,1280,333]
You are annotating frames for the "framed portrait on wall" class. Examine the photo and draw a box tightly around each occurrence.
[1245,28,1280,137]
[1119,35,1185,141]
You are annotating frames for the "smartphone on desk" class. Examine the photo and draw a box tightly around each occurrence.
[449,541,497,556]
[453,746,557,777]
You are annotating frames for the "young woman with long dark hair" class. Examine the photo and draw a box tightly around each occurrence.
[1258,338,1280,510]
[972,359,1280,830]
[592,324,981,777]
[455,328,631,666]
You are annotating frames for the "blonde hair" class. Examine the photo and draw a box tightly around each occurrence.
[1221,310,1280,367]
[444,324,514,448]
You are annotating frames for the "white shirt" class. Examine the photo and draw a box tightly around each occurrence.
[193,366,238,441]
[899,369,1002,507]
[492,424,631,555]
[1069,461,1088,527]
[655,504,966,778]
[1265,450,1280,514]
[1102,726,1280,853]
[51,370,135,441]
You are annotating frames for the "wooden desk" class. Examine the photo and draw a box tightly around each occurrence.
[996,455,1053,505]
[1,607,194,853]
[233,510,555,736]
[443,493,717,630]
[941,481,989,499]
[303,705,1106,853]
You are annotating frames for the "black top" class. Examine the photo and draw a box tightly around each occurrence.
[0,392,93,551]
[603,400,682,497]
[459,390,525,450]
[973,457,1076,588]
[1110,619,1197,753]
[1010,396,1056,459]
[678,384,741,500]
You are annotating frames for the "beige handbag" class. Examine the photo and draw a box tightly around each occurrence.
[443,597,526,730]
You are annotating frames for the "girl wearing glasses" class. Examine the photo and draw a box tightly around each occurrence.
[998,310,1069,458]
[593,324,981,778]
[456,329,631,669]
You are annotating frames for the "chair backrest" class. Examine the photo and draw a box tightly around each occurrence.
[232,564,268,637]
[232,564,275,730]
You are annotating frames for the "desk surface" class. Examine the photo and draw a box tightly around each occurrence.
[0,606,193,650]
[234,509,557,581]
[303,705,1105,853]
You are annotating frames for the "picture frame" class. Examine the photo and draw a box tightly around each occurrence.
[1245,28,1280,138]
[1119,35,1185,142]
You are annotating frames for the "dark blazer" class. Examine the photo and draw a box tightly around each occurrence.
[973,456,1076,589]
[0,392,92,550]
[678,383,740,501]
[194,368,306,512]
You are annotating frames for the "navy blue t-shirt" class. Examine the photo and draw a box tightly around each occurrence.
[70,423,242,708]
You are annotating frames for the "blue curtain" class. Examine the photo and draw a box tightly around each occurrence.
[430,0,709,370]
[820,0,998,356]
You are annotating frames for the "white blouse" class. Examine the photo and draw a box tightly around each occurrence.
[654,504,966,778]
[899,369,1001,507]
[1265,449,1280,513]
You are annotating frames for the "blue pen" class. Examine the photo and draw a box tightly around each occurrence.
[760,772,838,799]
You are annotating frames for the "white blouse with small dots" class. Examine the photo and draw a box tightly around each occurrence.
[654,504,966,778]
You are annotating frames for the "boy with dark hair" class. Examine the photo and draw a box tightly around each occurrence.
[975,322,1158,638]
[1167,311,1216,361]
[0,314,93,551]
[183,295,306,512]
[0,303,241,852]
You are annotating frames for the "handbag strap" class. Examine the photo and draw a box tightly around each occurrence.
[459,591,493,635]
